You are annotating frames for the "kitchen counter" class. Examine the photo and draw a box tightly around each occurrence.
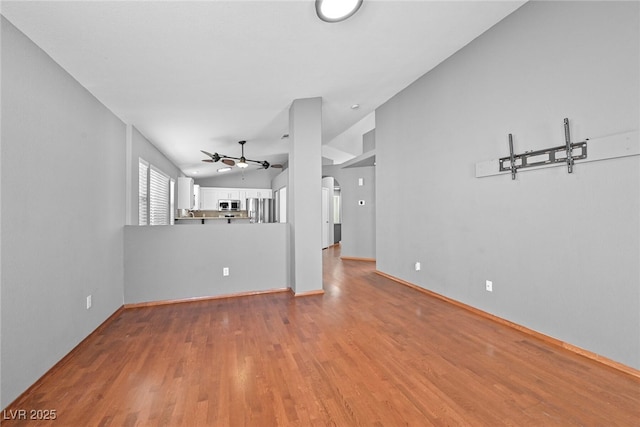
[175,209,250,224]
[176,216,249,220]
[176,216,251,224]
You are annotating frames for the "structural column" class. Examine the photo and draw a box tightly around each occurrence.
[288,97,323,295]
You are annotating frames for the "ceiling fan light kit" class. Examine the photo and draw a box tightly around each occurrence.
[316,0,363,23]
[201,140,283,171]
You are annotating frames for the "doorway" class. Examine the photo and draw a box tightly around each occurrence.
[321,176,341,249]
[322,188,330,249]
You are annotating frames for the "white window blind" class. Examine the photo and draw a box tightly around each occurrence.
[138,159,149,225]
[149,166,170,225]
[170,179,175,225]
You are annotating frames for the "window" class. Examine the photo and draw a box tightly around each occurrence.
[149,166,170,225]
[138,158,171,226]
[138,159,149,225]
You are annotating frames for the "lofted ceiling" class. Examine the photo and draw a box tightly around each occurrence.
[1,0,526,178]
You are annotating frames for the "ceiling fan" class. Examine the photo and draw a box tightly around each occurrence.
[201,140,283,170]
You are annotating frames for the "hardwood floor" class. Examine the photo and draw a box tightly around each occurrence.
[4,245,639,426]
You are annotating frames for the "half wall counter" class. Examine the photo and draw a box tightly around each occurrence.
[124,223,289,305]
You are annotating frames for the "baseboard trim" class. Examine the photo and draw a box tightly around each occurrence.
[375,270,640,380]
[124,288,291,309]
[340,256,376,262]
[3,305,125,411]
[288,288,325,297]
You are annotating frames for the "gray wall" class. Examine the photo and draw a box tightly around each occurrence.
[271,168,288,192]
[195,168,279,189]
[124,224,288,304]
[376,1,639,368]
[340,167,375,259]
[130,126,182,225]
[1,17,126,407]
[363,129,375,153]
[323,164,376,259]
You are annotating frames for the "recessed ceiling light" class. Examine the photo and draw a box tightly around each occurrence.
[351,104,360,110]
[316,0,363,23]
[217,167,232,173]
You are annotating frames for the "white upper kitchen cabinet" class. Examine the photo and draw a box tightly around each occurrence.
[214,189,241,203]
[193,185,200,210]
[240,189,272,209]
[199,187,218,210]
[177,177,194,209]
[197,187,273,210]
[242,188,272,199]
[216,189,241,200]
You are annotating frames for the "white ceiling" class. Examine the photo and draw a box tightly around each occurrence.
[1,0,526,178]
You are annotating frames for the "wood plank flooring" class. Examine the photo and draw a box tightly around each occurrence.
[3,245,639,426]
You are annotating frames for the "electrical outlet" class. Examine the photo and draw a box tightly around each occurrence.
[223,267,229,277]
[415,262,421,271]
[485,280,493,292]
[86,295,92,309]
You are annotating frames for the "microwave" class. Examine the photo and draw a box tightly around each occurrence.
[218,200,241,211]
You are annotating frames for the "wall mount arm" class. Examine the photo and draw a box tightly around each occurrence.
[499,118,588,178]
[564,118,575,173]
[508,133,517,180]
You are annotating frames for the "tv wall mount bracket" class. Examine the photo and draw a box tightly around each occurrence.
[499,118,588,180]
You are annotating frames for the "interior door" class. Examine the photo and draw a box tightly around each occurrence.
[279,187,287,223]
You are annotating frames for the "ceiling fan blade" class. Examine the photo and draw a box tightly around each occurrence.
[222,159,235,166]
[200,150,221,162]
[271,164,284,169]
[202,159,215,163]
